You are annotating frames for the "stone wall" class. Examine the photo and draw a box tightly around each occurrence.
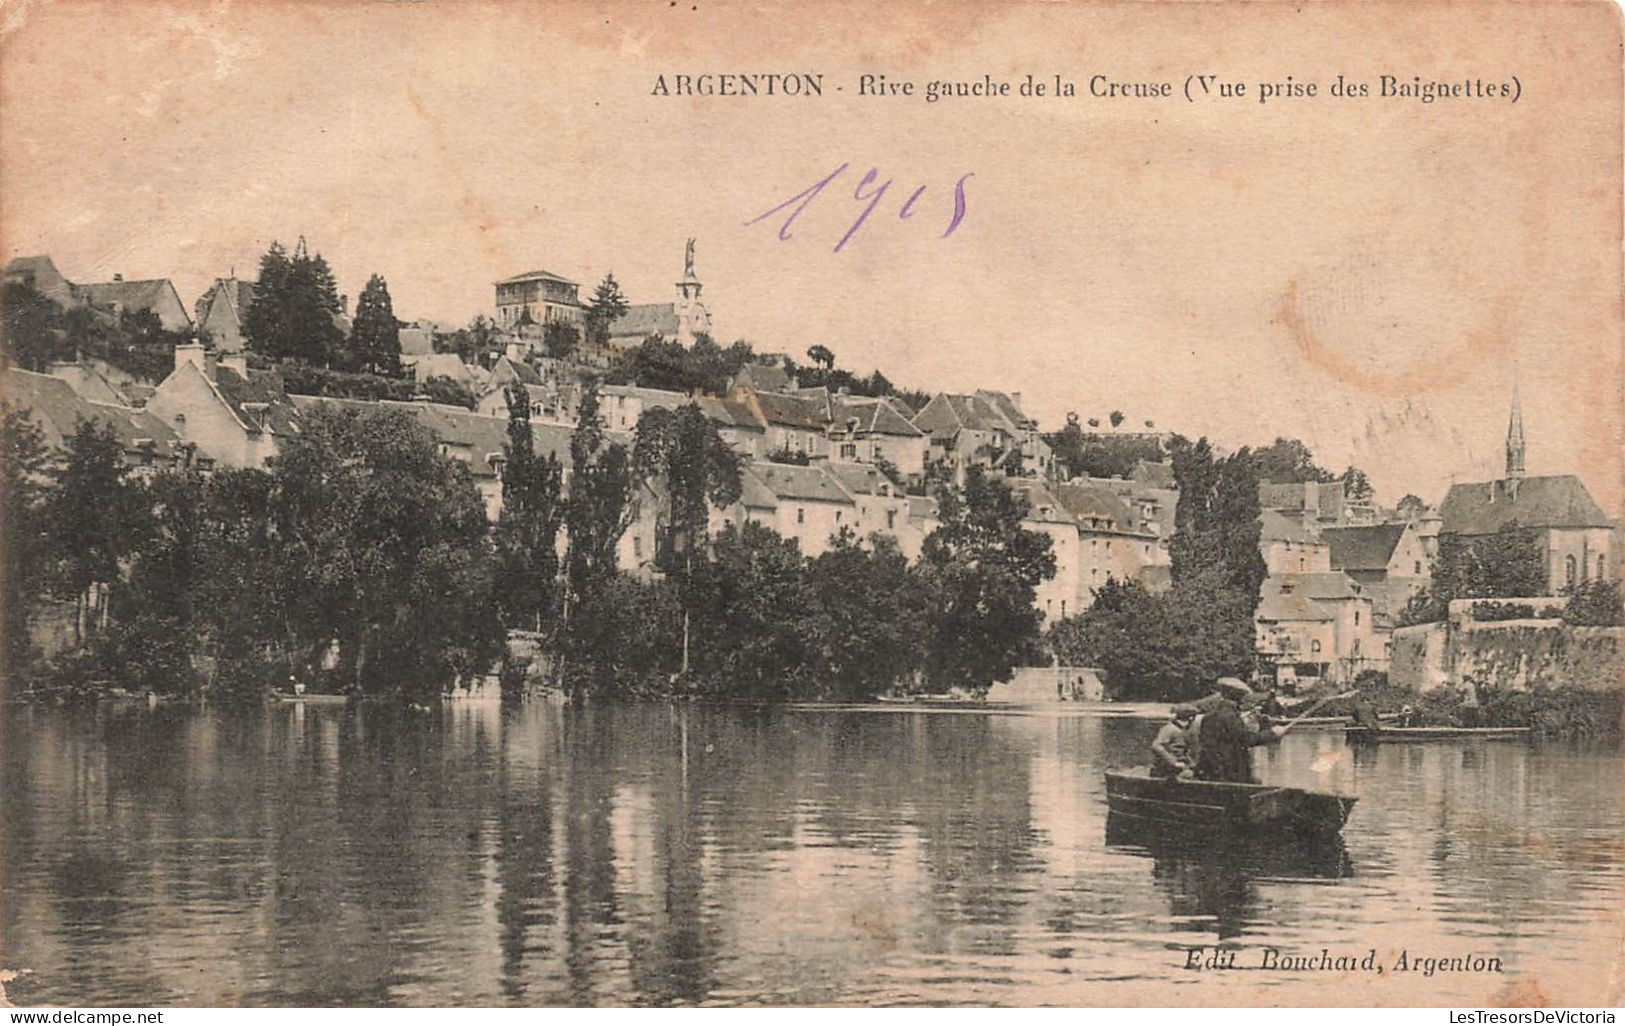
[988,665,1106,702]
[1390,618,1621,692]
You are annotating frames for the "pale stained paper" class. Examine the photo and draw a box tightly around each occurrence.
[1,0,1621,1009]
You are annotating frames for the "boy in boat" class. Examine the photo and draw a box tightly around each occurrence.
[1193,678,1283,783]
[1150,705,1198,778]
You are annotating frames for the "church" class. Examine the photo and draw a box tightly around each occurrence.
[1438,389,1618,595]
[603,239,713,350]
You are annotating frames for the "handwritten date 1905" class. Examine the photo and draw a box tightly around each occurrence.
[746,163,973,253]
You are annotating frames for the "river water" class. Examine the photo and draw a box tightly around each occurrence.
[3,701,1620,1006]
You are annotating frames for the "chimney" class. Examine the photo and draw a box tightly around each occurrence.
[1010,391,1022,410]
[112,273,123,282]
[174,342,209,376]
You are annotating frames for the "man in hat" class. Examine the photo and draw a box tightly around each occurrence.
[1193,678,1282,783]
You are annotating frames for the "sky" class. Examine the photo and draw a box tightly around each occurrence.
[2,0,1619,512]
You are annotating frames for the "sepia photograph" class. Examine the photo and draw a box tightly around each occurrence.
[0,0,1620,1010]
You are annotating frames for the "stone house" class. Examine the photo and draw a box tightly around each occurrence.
[911,390,1052,481]
[827,394,928,480]
[146,345,299,469]
[3,367,187,476]
[1321,521,1432,626]
[4,255,192,333]
[1259,508,1332,575]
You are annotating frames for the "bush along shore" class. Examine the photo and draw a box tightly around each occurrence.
[1313,675,1621,742]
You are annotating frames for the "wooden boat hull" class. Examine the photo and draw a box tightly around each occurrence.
[1104,769,1355,837]
[269,691,351,705]
[1345,726,1530,743]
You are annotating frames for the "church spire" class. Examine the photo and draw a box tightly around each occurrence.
[1506,383,1525,480]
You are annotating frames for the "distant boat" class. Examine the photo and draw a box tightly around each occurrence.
[1345,725,1531,743]
[268,691,351,705]
[1285,713,1399,730]
[1104,768,1356,837]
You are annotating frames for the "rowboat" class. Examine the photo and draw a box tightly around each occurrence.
[1345,725,1530,743]
[269,691,351,705]
[1104,768,1355,837]
[1285,713,1398,730]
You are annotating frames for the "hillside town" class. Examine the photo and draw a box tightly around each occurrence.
[2,241,1619,703]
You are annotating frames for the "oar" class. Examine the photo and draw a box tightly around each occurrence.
[1273,690,1359,737]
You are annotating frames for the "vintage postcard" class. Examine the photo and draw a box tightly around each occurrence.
[1,0,1621,1010]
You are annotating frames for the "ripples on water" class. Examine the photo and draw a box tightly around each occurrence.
[2,701,1619,1006]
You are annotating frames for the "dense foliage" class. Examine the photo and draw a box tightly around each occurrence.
[1,282,194,381]
[1045,412,1166,480]
[8,403,506,702]
[1047,435,1264,700]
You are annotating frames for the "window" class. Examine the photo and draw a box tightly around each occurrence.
[633,536,643,558]
[886,510,896,530]
[1355,610,1360,625]
[835,510,843,524]
[1311,639,1322,654]
[1566,555,1578,587]
[797,508,805,525]
[1060,600,1067,618]
[1414,561,1422,574]
[1600,555,1608,579]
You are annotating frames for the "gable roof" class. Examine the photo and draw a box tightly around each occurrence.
[1050,481,1139,533]
[398,326,435,356]
[1440,476,1613,535]
[488,355,541,386]
[752,389,830,430]
[694,395,765,431]
[823,461,902,498]
[830,395,924,438]
[77,278,189,324]
[1131,459,1176,489]
[1321,523,1409,571]
[733,362,792,393]
[2,368,184,461]
[405,352,485,385]
[1257,590,1335,623]
[912,392,1022,442]
[211,366,301,437]
[1260,508,1320,544]
[746,461,853,504]
[607,303,679,339]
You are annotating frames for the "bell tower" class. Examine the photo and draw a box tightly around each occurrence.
[1505,384,1525,481]
[675,237,712,345]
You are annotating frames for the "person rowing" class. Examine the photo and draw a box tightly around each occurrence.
[1192,678,1283,784]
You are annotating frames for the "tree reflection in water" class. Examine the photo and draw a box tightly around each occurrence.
[1104,814,1353,939]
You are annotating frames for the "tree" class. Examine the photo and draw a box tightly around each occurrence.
[346,273,402,376]
[543,322,580,360]
[1048,577,1232,701]
[1341,465,1374,503]
[494,385,564,634]
[243,238,344,365]
[1396,493,1427,520]
[807,344,835,371]
[561,382,637,693]
[1,404,50,674]
[268,404,503,699]
[917,466,1056,693]
[803,530,929,700]
[1045,411,1164,481]
[1109,409,1125,429]
[1564,578,1623,627]
[689,522,816,698]
[633,402,744,676]
[1432,526,1546,603]
[0,282,63,370]
[583,273,629,346]
[1248,437,1335,484]
[46,420,138,643]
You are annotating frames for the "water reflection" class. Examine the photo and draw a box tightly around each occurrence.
[1105,814,1354,939]
[2,703,1620,1006]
